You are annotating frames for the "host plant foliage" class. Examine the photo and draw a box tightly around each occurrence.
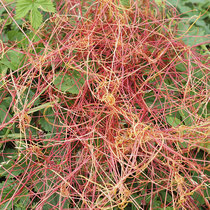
[15,0,55,29]
[0,0,209,209]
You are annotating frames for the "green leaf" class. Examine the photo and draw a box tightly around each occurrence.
[0,148,18,177]
[0,104,11,124]
[30,7,43,29]
[179,5,191,14]
[0,178,29,209]
[187,0,205,3]
[39,107,57,132]
[155,0,165,7]
[167,0,178,6]
[166,114,182,127]
[0,63,7,78]
[0,179,15,198]
[200,140,210,154]
[7,30,23,42]
[53,71,85,95]
[15,0,33,19]
[159,190,172,203]
[178,22,209,46]
[179,109,193,126]
[15,88,40,111]
[0,97,12,137]
[20,31,41,48]
[0,50,24,70]
[120,0,130,8]
[15,0,55,29]
[130,193,143,209]
[42,193,60,209]
[176,63,187,72]
[37,0,55,12]
[27,102,55,114]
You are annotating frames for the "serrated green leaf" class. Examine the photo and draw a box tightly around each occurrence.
[15,0,55,29]
[120,0,130,7]
[176,63,187,72]
[179,5,191,14]
[166,114,182,127]
[200,140,210,154]
[15,0,33,19]
[0,148,18,177]
[0,96,13,140]
[130,193,143,209]
[0,8,5,16]
[159,190,172,203]
[20,31,41,48]
[37,0,55,12]
[30,7,43,29]
[7,30,23,42]
[154,0,165,7]
[54,71,85,95]
[0,179,15,197]
[0,63,7,77]
[187,0,205,3]
[0,178,29,209]
[15,88,40,111]
[167,0,178,6]
[39,107,56,132]
[0,50,24,70]
[178,22,209,46]
[0,104,11,124]
[179,109,193,126]
[42,191,70,209]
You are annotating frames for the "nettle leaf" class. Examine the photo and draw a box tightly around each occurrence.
[167,0,178,6]
[0,104,11,124]
[130,193,143,209]
[178,22,209,46]
[183,29,208,46]
[0,179,15,198]
[20,31,41,48]
[54,71,85,95]
[176,63,187,72]
[39,117,54,132]
[187,0,205,3]
[0,148,17,177]
[200,139,210,154]
[15,0,33,19]
[0,96,13,138]
[15,0,55,29]
[37,0,55,12]
[179,109,193,126]
[120,0,130,8]
[30,7,43,29]
[15,88,40,111]
[152,194,162,208]
[166,113,182,127]
[0,178,29,209]
[0,63,7,78]
[39,106,62,133]
[155,0,164,7]
[6,30,23,42]
[159,190,172,203]
[43,193,60,209]
[0,50,24,70]
[179,5,191,14]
